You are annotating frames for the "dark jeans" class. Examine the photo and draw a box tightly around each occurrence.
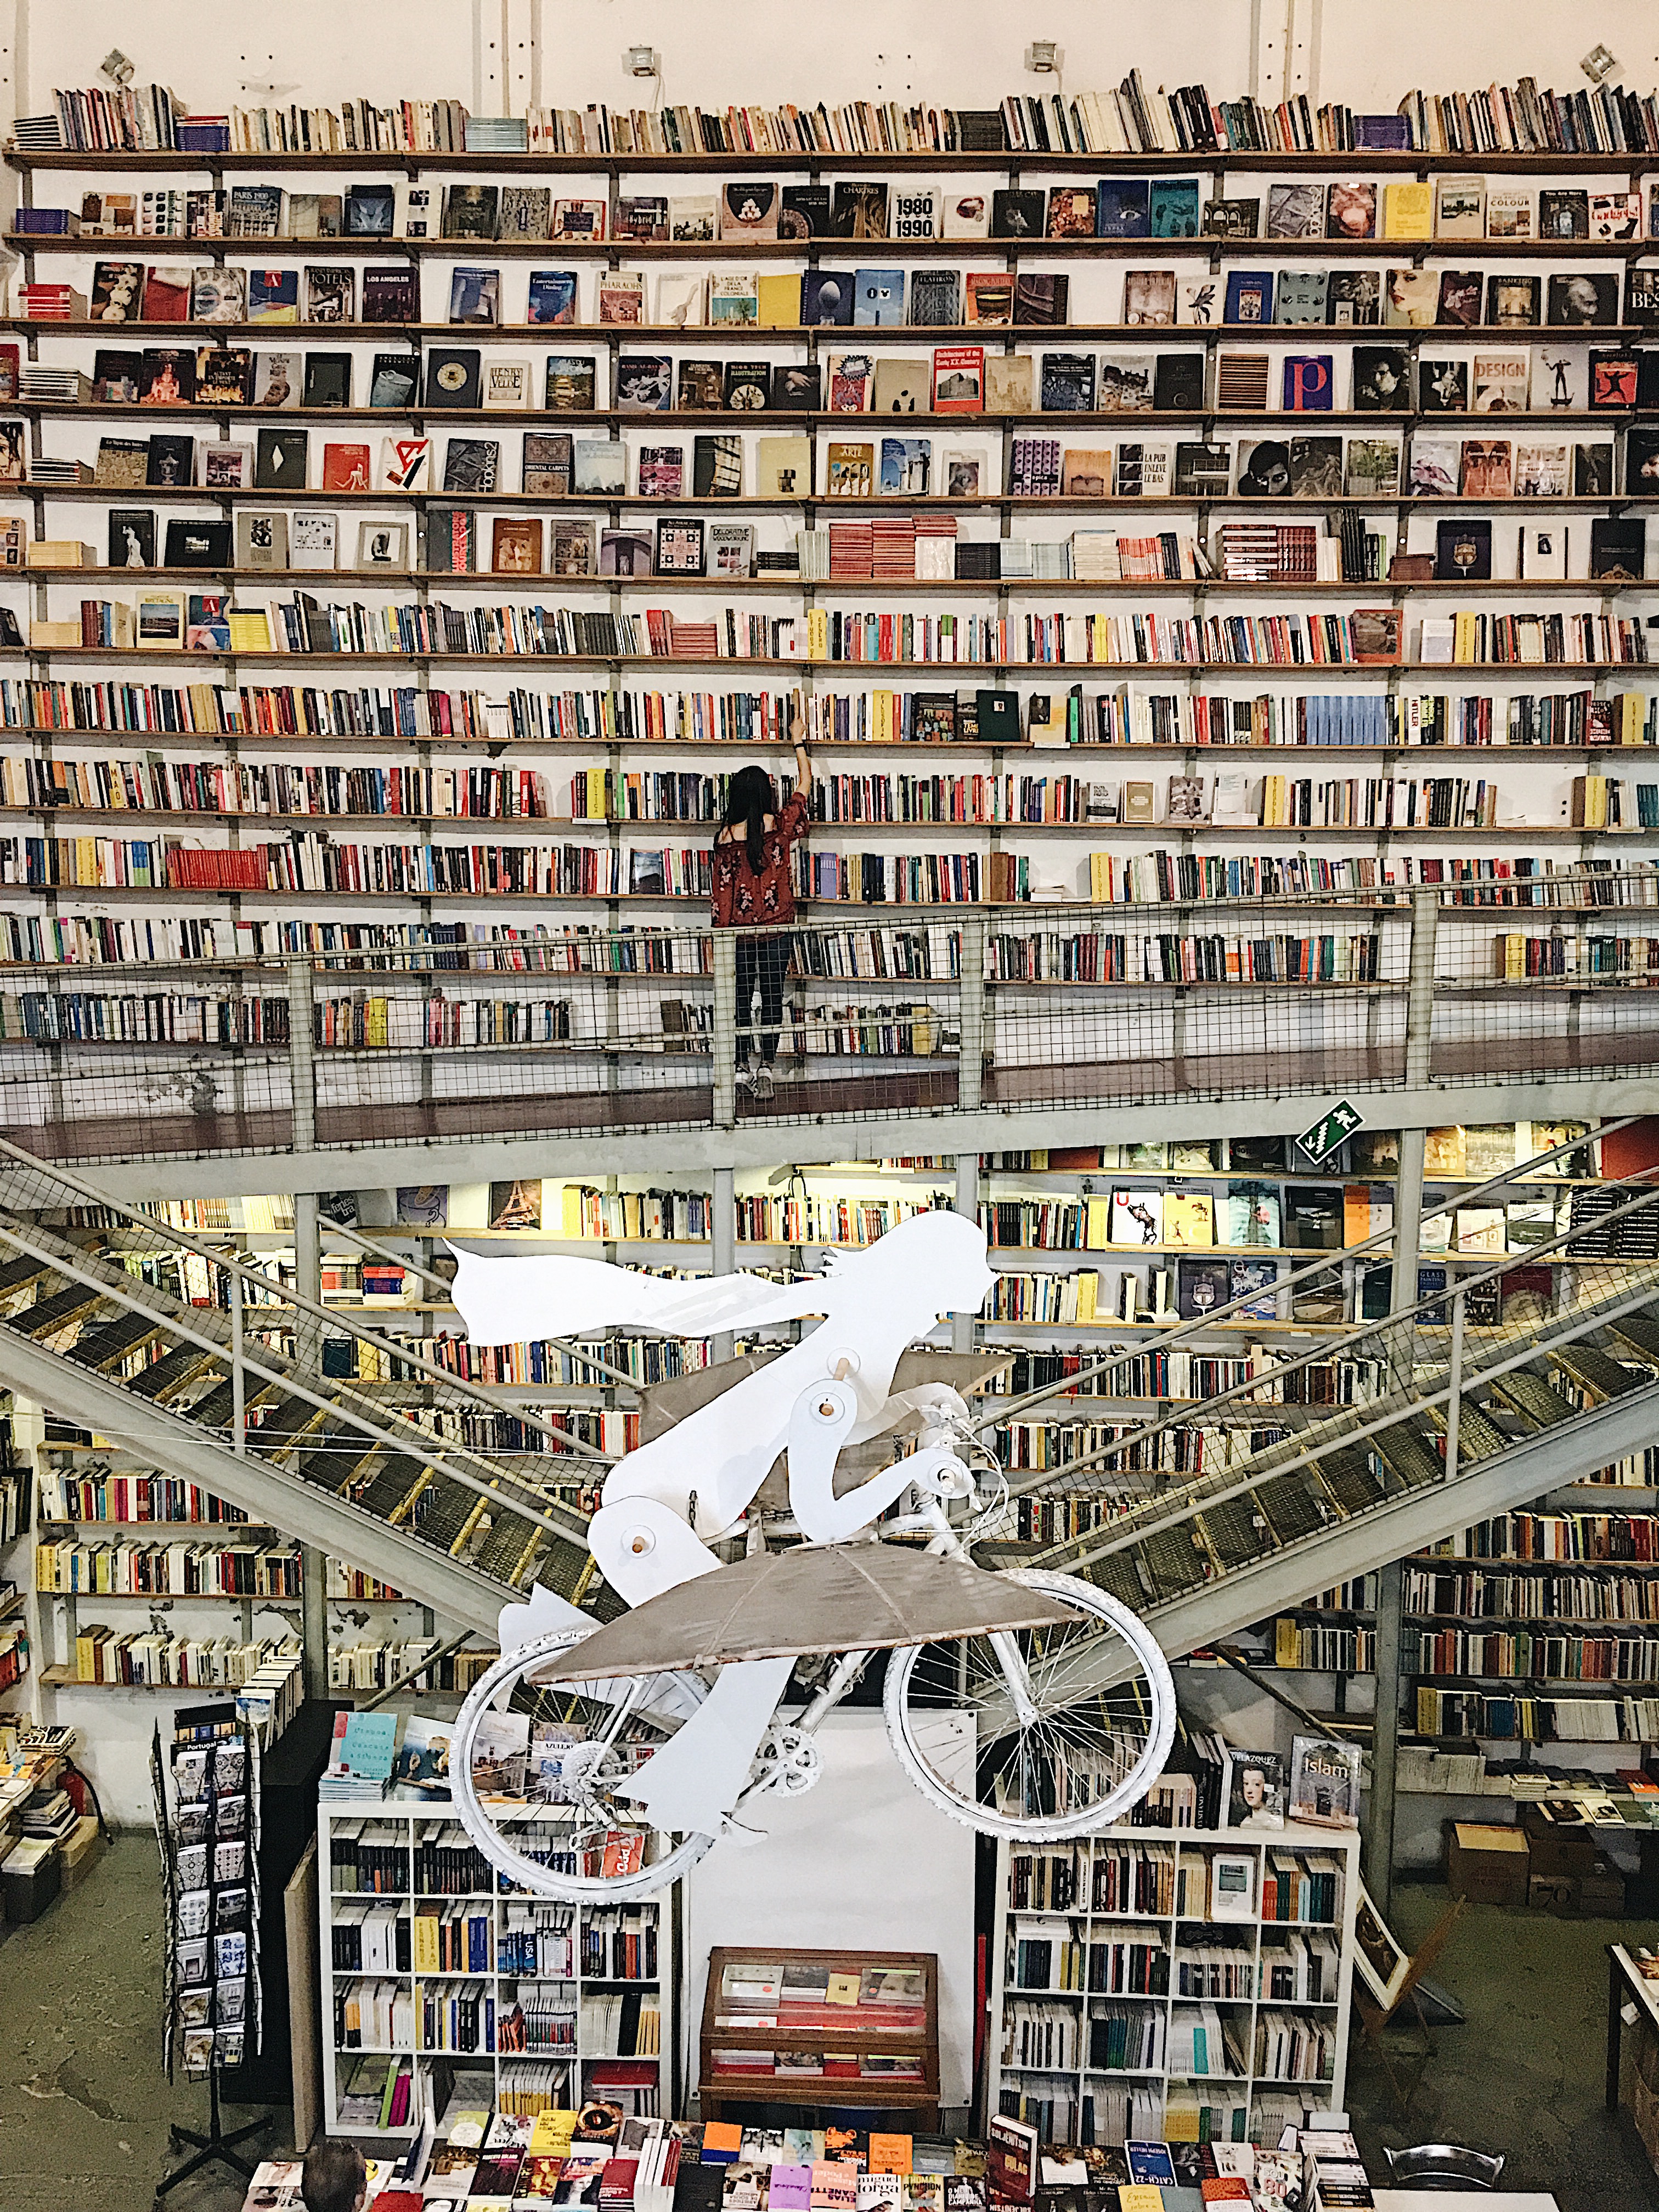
[735,934,791,1066]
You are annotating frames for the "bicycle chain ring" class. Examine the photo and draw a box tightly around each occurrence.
[748,1720,822,1797]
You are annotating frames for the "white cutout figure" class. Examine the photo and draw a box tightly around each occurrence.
[452,1209,996,1835]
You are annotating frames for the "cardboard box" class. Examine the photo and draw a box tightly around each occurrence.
[28,620,81,648]
[1520,1802,1598,1876]
[1,1846,60,1924]
[25,540,92,567]
[1578,1859,1626,1917]
[59,1815,104,1890]
[1528,1871,1579,1912]
[1447,1820,1530,1905]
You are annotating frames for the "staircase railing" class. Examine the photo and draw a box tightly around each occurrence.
[0,1137,602,1570]
[9,866,1659,1163]
[1012,1163,1659,1583]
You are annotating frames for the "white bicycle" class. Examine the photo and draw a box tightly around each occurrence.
[445,1211,1177,1903]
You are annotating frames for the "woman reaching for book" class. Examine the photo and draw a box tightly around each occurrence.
[709,714,812,1101]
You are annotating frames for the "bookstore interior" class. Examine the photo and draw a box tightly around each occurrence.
[21,1,1659,2207]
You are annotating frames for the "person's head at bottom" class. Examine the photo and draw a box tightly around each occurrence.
[302,2140,368,2212]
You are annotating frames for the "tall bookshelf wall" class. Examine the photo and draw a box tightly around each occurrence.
[2,137,1659,1038]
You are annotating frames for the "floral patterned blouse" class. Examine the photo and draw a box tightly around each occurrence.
[709,790,809,927]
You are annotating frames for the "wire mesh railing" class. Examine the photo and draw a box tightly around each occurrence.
[0,1137,607,1599]
[991,1161,1659,1587]
[7,865,1659,1162]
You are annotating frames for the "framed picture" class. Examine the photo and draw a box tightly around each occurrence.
[356,520,410,571]
[1352,1880,1412,2010]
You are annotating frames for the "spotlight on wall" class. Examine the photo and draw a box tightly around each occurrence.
[1025,41,1062,75]
[99,49,135,88]
[1581,43,1621,84]
[625,47,661,80]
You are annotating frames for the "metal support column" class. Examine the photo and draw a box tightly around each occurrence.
[1367,886,1437,1925]
[301,1543,329,1705]
[957,917,986,1115]
[292,1190,321,1371]
[712,934,738,1130]
[711,1165,736,1367]
[953,1152,980,1354]
[1367,1556,1403,1921]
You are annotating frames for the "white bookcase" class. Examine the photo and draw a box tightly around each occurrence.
[988,1823,1359,2147]
[318,1802,667,2138]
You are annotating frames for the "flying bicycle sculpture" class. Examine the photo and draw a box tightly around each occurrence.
[446,1209,1176,1902]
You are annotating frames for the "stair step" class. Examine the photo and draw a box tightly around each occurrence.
[1250,1473,1327,1547]
[1606,1312,1659,1365]
[1553,1344,1643,1400]
[1490,1370,1579,1431]
[1311,1445,1385,1518]
[1194,1492,1277,1572]
[19,1283,108,1339]
[124,1341,218,1402]
[1369,1421,1444,1490]
[473,1514,541,1585]
[1136,1525,1211,1602]
[65,1308,166,1372]
[191,1375,278,1432]
[352,1456,432,1521]
[295,1430,379,1491]
[415,1480,482,1554]
[1085,1550,1154,1615]
[1424,1400,1510,1465]
[0,1253,58,1297]
[247,1393,330,1451]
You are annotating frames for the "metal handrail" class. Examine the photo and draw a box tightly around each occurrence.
[0,1207,591,1551]
[1026,1173,1659,1578]
[975,1115,1641,1446]
[0,1133,616,1480]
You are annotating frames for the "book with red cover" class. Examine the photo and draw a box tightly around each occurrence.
[141,268,191,320]
[986,2119,1037,2206]
[320,442,371,491]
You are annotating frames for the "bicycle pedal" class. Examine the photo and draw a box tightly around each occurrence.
[721,1815,772,1847]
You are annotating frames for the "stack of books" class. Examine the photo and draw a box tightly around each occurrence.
[319,1709,400,1802]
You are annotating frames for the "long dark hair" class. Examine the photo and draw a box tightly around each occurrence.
[720,765,777,875]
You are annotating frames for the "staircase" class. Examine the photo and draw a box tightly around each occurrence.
[0,1141,605,1637]
[4,1127,1659,1675]
[996,1163,1659,1665]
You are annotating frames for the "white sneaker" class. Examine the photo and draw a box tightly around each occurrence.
[751,1064,775,1102]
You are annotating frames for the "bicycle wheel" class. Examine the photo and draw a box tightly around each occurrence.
[882,1567,1176,1841]
[450,1629,717,1902]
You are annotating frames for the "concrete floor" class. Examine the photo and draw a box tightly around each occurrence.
[1347,1882,1659,2212]
[3,1844,1659,2209]
[0,1837,290,2211]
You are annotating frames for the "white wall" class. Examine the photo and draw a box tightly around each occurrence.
[8,0,1659,133]
[683,1707,977,2113]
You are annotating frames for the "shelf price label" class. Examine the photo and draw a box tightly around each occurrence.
[1296,1099,1363,1167]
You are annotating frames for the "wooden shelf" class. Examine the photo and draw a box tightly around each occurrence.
[8,403,1644,434]
[9,568,1659,597]
[12,228,1658,260]
[9,149,1657,178]
[2,318,1652,346]
[40,1661,235,1690]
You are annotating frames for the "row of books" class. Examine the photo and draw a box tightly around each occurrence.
[67,1622,297,1685]
[46,589,1658,672]
[50,173,1659,249]
[7,668,1659,757]
[35,1537,302,1597]
[46,419,1659,512]
[1413,1688,1659,1740]
[190,78,1659,160]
